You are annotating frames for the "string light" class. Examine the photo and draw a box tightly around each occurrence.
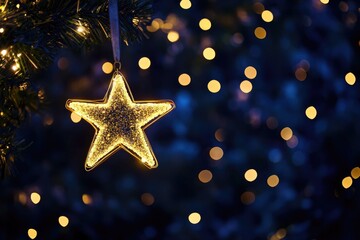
[28,229,37,239]
[320,0,329,4]
[167,30,179,42]
[244,66,257,79]
[209,146,223,160]
[241,191,256,205]
[203,47,216,60]
[244,169,258,182]
[102,62,113,74]
[280,127,293,141]
[351,167,360,179]
[207,80,221,93]
[141,193,155,206]
[70,112,82,123]
[305,106,317,120]
[188,212,201,224]
[138,57,151,70]
[30,192,41,204]
[58,216,69,227]
[199,18,211,31]
[254,27,266,39]
[82,194,92,205]
[240,80,253,93]
[261,10,274,22]
[267,175,280,187]
[178,73,191,86]
[342,176,352,189]
[198,169,213,183]
[345,72,356,85]
[295,68,307,81]
[0,28,4,33]
[180,0,192,10]
[1,49,7,56]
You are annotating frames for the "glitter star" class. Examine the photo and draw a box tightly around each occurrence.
[66,72,175,171]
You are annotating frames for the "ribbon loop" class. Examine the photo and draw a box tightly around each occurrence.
[109,0,121,65]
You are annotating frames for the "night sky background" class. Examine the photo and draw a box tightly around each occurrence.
[1,0,360,239]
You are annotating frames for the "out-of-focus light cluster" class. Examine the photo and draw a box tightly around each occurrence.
[209,146,223,160]
[58,216,69,227]
[138,57,151,70]
[254,27,266,39]
[102,62,113,74]
[198,169,213,183]
[345,72,356,85]
[342,167,360,189]
[244,169,258,182]
[207,79,221,93]
[199,18,211,31]
[305,106,317,120]
[141,193,155,206]
[203,47,216,60]
[30,192,41,204]
[188,212,201,224]
[28,228,37,239]
[267,175,280,187]
[180,0,192,10]
[178,73,191,86]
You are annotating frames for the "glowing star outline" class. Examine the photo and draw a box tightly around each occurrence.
[65,72,175,171]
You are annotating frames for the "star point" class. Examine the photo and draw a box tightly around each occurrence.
[66,72,175,171]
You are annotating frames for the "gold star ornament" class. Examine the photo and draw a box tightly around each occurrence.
[66,72,175,171]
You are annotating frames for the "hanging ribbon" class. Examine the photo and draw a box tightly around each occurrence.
[109,0,121,69]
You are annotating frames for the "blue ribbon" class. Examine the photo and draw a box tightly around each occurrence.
[109,0,121,65]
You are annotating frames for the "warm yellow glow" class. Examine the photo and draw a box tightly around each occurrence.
[138,57,151,70]
[305,106,317,120]
[167,31,180,42]
[241,191,255,205]
[280,127,293,141]
[102,62,113,74]
[58,216,69,227]
[146,19,161,32]
[345,72,356,85]
[70,112,82,123]
[18,192,27,205]
[180,0,192,10]
[215,128,224,142]
[178,73,191,86]
[199,18,211,31]
[254,27,266,39]
[295,68,307,81]
[0,28,4,33]
[66,72,175,170]
[82,194,92,205]
[320,0,329,4]
[253,2,265,14]
[351,167,360,179]
[188,212,201,224]
[30,192,41,204]
[141,193,155,206]
[244,66,257,79]
[207,80,221,93]
[276,229,287,239]
[203,47,216,60]
[240,80,253,93]
[12,63,20,71]
[198,169,213,183]
[261,10,274,22]
[28,229,37,239]
[244,169,258,182]
[1,49,7,56]
[342,176,352,189]
[209,146,223,160]
[267,175,280,187]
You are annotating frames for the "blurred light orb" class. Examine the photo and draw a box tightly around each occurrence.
[28,229,37,239]
[209,146,223,160]
[82,194,92,205]
[253,2,265,14]
[305,106,317,120]
[320,0,329,4]
[198,169,213,183]
[138,57,151,70]
[351,167,360,179]
[342,176,352,189]
[244,66,257,79]
[280,127,293,141]
[203,47,216,60]
[345,72,356,85]
[244,169,258,182]
[178,73,191,86]
[30,192,41,204]
[254,27,266,39]
[102,62,113,74]
[295,68,307,81]
[207,80,221,93]
[267,175,280,187]
[241,191,256,205]
[240,80,253,93]
[180,0,192,9]
[141,193,155,206]
[167,31,179,42]
[58,216,69,227]
[199,18,211,31]
[188,212,201,224]
[70,112,82,123]
[261,10,274,22]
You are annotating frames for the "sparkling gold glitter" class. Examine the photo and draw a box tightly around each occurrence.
[66,72,175,171]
